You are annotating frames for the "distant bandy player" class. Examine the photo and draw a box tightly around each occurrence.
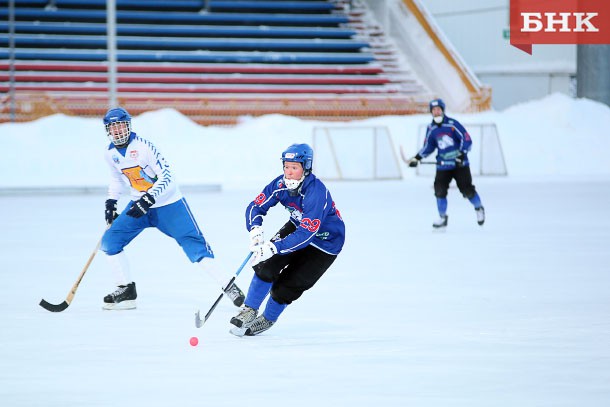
[407,98,485,228]
[230,143,346,336]
[100,107,245,310]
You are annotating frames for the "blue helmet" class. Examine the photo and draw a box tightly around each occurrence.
[103,107,131,125]
[429,98,446,112]
[103,107,132,146]
[281,143,313,174]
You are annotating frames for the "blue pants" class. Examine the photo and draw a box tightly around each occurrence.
[101,198,214,263]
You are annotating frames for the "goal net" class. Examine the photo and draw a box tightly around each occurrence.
[312,126,402,180]
[415,122,508,176]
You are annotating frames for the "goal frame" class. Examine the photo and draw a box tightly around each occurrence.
[312,126,403,181]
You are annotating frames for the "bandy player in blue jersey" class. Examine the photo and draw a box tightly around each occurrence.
[230,144,346,336]
[100,107,244,310]
[407,99,486,228]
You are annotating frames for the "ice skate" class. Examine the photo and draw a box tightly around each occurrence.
[475,206,485,226]
[230,305,258,328]
[224,282,245,307]
[244,315,275,336]
[230,314,275,337]
[432,214,448,229]
[102,282,137,310]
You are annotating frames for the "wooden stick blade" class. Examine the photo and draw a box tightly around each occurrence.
[39,299,69,312]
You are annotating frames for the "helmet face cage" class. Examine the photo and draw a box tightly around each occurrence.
[105,121,131,146]
[103,107,132,146]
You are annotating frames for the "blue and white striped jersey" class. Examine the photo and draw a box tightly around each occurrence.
[104,132,181,207]
[246,174,345,255]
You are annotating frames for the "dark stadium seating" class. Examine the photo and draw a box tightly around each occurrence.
[0,22,357,38]
[1,0,428,123]
[0,9,349,26]
[1,36,370,52]
[0,49,375,64]
[2,0,337,13]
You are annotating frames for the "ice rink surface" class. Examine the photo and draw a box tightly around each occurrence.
[2,177,609,407]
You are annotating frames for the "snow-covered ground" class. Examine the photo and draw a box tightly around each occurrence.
[1,94,609,406]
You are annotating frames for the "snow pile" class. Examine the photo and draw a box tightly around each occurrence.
[0,93,608,190]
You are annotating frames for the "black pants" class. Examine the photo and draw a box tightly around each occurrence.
[434,166,477,199]
[254,222,337,305]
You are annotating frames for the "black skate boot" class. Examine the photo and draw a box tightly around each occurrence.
[102,282,137,310]
[230,305,258,328]
[224,282,245,307]
[244,315,275,336]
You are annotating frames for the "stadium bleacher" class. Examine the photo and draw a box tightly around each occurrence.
[1,0,431,124]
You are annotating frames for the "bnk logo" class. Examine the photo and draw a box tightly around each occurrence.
[510,0,610,54]
[521,12,598,32]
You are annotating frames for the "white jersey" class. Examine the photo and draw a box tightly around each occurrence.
[104,132,182,207]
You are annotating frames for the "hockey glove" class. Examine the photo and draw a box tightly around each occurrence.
[455,152,465,168]
[249,241,277,266]
[249,226,265,247]
[126,192,155,218]
[408,154,422,168]
[105,199,119,225]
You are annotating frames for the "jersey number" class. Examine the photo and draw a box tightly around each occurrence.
[301,218,321,233]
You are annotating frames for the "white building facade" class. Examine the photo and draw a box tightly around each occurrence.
[366,0,576,110]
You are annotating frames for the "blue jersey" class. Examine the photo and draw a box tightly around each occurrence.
[418,116,472,171]
[246,174,345,255]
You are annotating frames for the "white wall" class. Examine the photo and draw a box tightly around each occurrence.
[416,0,576,109]
[364,0,484,112]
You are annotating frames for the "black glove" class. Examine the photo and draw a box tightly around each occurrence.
[408,154,422,168]
[455,151,465,168]
[105,199,118,225]
[126,193,155,218]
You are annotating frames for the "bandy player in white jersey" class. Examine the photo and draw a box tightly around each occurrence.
[100,107,244,310]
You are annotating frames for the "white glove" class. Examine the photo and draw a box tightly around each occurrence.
[249,241,277,266]
[249,226,264,247]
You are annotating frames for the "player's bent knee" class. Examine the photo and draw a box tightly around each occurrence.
[434,187,448,198]
[100,237,119,255]
[270,286,300,305]
[461,188,476,199]
[254,267,275,283]
[101,245,121,256]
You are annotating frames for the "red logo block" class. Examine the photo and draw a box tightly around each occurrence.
[510,0,610,54]
[254,193,266,205]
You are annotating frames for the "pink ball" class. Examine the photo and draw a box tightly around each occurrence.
[189,336,199,346]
